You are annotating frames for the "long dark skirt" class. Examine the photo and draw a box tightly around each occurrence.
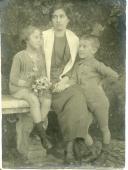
[52,84,92,142]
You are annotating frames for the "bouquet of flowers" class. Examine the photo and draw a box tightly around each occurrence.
[32,77,52,96]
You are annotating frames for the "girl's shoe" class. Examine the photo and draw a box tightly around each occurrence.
[35,121,52,150]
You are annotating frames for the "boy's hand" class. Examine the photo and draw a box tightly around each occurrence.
[106,74,119,84]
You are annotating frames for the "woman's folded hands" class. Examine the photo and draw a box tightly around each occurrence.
[52,76,74,93]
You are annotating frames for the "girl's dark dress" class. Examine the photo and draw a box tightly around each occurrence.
[50,35,91,142]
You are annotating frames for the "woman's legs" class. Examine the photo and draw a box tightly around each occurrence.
[52,85,92,162]
[52,85,90,142]
[64,141,74,164]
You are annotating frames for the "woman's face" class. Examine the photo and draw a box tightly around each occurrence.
[52,9,69,31]
[27,29,41,50]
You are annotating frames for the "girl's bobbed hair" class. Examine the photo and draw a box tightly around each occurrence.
[20,25,41,44]
[49,3,73,21]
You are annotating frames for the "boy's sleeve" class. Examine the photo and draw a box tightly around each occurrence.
[67,63,78,85]
[9,54,21,86]
[95,60,119,81]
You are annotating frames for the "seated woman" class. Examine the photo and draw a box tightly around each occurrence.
[42,3,92,164]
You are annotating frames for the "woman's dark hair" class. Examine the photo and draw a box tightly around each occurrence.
[49,3,73,20]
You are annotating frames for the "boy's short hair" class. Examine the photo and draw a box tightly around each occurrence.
[80,34,100,50]
[20,25,41,44]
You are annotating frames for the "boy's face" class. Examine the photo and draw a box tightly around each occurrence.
[78,39,97,59]
[27,29,41,50]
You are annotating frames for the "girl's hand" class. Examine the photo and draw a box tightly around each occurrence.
[18,79,30,87]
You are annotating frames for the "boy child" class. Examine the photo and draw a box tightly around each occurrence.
[70,35,119,160]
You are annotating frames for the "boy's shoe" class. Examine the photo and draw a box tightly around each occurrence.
[92,144,110,166]
[83,141,102,163]
[102,143,110,152]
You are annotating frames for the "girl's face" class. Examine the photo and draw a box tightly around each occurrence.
[52,9,69,31]
[27,29,41,50]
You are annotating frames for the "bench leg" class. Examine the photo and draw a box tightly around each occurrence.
[16,113,33,158]
[16,113,47,164]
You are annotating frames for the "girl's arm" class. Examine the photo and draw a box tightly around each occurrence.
[10,54,21,86]
[10,54,29,87]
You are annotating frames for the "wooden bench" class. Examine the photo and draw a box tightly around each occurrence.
[2,95,46,161]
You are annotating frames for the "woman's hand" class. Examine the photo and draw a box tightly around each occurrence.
[53,76,70,93]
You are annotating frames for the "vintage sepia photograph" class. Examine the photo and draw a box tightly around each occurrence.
[1,0,126,169]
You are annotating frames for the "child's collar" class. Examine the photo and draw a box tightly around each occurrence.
[78,56,94,64]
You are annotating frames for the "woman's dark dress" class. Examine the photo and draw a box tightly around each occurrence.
[51,35,90,142]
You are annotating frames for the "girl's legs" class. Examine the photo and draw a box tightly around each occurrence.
[39,94,52,129]
[12,89,51,149]
[12,88,41,123]
[39,94,52,149]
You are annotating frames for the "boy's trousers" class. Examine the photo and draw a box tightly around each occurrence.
[81,84,110,129]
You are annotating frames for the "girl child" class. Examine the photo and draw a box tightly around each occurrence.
[9,25,52,150]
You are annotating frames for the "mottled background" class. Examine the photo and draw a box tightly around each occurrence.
[1,0,125,168]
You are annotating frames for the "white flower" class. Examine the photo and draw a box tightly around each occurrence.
[32,76,52,96]
[32,84,36,89]
[34,89,38,93]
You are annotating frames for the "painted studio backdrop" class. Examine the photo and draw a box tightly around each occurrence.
[1,0,125,168]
